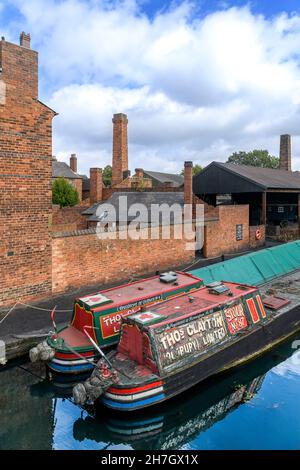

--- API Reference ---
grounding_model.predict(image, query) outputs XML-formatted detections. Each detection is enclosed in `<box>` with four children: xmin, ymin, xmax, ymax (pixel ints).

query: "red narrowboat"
<box><xmin>73</xmin><ymin>276</ymin><xmax>300</xmax><ymax>411</ymax></box>
<box><xmin>30</xmin><ymin>271</ymin><xmax>203</xmax><ymax>375</ymax></box>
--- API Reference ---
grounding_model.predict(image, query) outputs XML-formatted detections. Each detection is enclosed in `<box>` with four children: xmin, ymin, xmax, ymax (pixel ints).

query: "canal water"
<box><xmin>1</xmin><ymin>334</ymin><xmax>300</xmax><ymax>450</ymax></box>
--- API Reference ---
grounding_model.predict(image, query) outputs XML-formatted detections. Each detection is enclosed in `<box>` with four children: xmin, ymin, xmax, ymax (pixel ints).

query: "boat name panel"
<box><xmin>154</xmin><ymin>310</ymin><xmax>228</xmax><ymax>371</ymax></box>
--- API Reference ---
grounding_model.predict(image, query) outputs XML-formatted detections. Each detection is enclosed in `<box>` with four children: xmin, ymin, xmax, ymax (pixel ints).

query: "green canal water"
<box><xmin>1</xmin><ymin>334</ymin><xmax>300</xmax><ymax>450</ymax></box>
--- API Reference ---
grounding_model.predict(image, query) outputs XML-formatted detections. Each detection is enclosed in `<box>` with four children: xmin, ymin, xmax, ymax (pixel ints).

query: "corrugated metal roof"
<box><xmin>143</xmin><ymin>170</ymin><xmax>184</xmax><ymax>187</ymax></box>
<box><xmin>216</xmin><ymin>162</ymin><xmax>300</xmax><ymax>189</ymax></box>
<box><xmin>52</xmin><ymin>161</ymin><xmax>81</xmax><ymax>179</ymax></box>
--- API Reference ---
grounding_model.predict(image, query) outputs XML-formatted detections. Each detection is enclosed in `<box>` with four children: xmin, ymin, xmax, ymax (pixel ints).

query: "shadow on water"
<box><xmin>1</xmin><ymin>333</ymin><xmax>300</xmax><ymax>450</ymax></box>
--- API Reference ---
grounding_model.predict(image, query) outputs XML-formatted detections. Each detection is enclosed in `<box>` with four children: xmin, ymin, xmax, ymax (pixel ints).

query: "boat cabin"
<box><xmin>117</xmin><ymin>281</ymin><xmax>268</xmax><ymax>375</ymax></box>
<box><xmin>70</xmin><ymin>271</ymin><xmax>203</xmax><ymax>348</ymax></box>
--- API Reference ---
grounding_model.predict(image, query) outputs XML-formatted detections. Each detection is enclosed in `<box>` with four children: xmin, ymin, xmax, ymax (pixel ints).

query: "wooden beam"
<box><xmin>261</xmin><ymin>192</ymin><xmax>267</xmax><ymax>225</ymax></box>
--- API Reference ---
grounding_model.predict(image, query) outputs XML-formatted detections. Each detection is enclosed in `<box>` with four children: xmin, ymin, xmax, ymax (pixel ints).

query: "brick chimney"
<box><xmin>112</xmin><ymin>113</ymin><xmax>128</xmax><ymax>186</ymax></box>
<box><xmin>279</xmin><ymin>134</ymin><xmax>291</xmax><ymax>171</ymax></box>
<box><xmin>135</xmin><ymin>168</ymin><xmax>144</xmax><ymax>179</ymax></box>
<box><xmin>90</xmin><ymin>168</ymin><xmax>103</xmax><ymax>204</ymax></box>
<box><xmin>184</xmin><ymin>161</ymin><xmax>193</xmax><ymax>205</ymax></box>
<box><xmin>20</xmin><ymin>32</ymin><xmax>31</xmax><ymax>49</ymax></box>
<box><xmin>70</xmin><ymin>153</ymin><xmax>77</xmax><ymax>173</ymax></box>
<box><xmin>0</xmin><ymin>32</ymin><xmax>38</xmax><ymax>102</ymax></box>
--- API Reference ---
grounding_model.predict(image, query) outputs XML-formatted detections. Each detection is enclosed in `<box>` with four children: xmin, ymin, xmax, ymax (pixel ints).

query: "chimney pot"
<box><xmin>20</xmin><ymin>32</ymin><xmax>31</xmax><ymax>49</ymax></box>
<box><xmin>279</xmin><ymin>134</ymin><xmax>291</xmax><ymax>171</ymax></box>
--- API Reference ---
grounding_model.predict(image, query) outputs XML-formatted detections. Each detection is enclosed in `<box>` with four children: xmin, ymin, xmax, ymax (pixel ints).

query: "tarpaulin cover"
<box><xmin>190</xmin><ymin>240</ymin><xmax>300</xmax><ymax>286</ymax></box>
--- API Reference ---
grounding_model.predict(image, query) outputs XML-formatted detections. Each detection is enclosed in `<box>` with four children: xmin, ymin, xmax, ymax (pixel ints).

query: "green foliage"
<box><xmin>103</xmin><ymin>165</ymin><xmax>112</xmax><ymax>186</ymax></box>
<box><xmin>227</xmin><ymin>150</ymin><xmax>279</xmax><ymax>169</ymax></box>
<box><xmin>180</xmin><ymin>164</ymin><xmax>203</xmax><ymax>176</ymax></box>
<box><xmin>52</xmin><ymin>177</ymin><xmax>79</xmax><ymax>207</ymax></box>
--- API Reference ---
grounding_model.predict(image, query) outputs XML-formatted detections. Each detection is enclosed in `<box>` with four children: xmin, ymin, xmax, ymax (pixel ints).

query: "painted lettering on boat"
<box><xmin>100</xmin><ymin>295</ymin><xmax>163</xmax><ymax>339</ymax></box>
<box><xmin>224</xmin><ymin>303</ymin><xmax>248</xmax><ymax>334</ymax></box>
<box><xmin>117</xmin><ymin>295</ymin><xmax>162</xmax><ymax>312</ymax></box>
<box><xmin>155</xmin><ymin>311</ymin><xmax>228</xmax><ymax>369</ymax></box>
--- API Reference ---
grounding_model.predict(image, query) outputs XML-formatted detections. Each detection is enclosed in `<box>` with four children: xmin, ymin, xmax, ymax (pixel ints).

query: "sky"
<box><xmin>1</xmin><ymin>0</ymin><xmax>300</xmax><ymax>175</ymax></box>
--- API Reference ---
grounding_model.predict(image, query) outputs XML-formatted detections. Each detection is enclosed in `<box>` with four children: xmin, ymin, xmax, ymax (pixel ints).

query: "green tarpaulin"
<box><xmin>189</xmin><ymin>240</ymin><xmax>300</xmax><ymax>286</ymax></box>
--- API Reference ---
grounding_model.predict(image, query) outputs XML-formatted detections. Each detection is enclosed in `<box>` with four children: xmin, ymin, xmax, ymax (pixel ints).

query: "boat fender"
<box><xmin>29</xmin><ymin>340</ymin><xmax>55</xmax><ymax>363</ymax></box>
<box><xmin>72</xmin><ymin>359</ymin><xmax>119</xmax><ymax>405</ymax></box>
<box><xmin>73</xmin><ymin>383</ymin><xmax>87</xmax><ymax>406</ymax></box>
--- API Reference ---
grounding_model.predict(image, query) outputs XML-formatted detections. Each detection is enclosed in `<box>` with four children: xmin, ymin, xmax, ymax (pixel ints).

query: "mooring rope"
<box><xmin>0</xmin><ymin>302</ymin><xmax>18</xmax><ymax>325</ymax></box>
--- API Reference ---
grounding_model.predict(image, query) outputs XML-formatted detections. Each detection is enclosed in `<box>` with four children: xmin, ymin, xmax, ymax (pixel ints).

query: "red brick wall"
<box><xmin>0</xmin><ymin>38</ymin><xmax>55</xmax><ymax>305</ymax></box>
<box><xmin>203</xmin><ymin>205</ymin><xmax>249</xmax><ymax>258</ymax></box>
<box><xmin>72</xmin><ymin>178</ymin><xmax>82</xmax><ymax>202</ymax></box>
<box><xmin>52</xmin><ymin>205</ymin><xmax>88</xmax><ymax>232</ymax></box>
<box><xmin>52</xmin><ymin>225</ymin><xmax>194</xmax><ymax>293</ymax></box>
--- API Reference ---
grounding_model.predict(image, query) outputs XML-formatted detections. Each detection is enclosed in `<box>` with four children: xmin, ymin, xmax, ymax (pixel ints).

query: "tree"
<box><xmin>103</xmin><ymin>165</ymin><xmax>112</xmax><ymax>186</ymax></box>
<box><xmin>180</xmin><ymin>164</ymin><xmax>203</xmax><ymax>176</ymax></box>
<box><xmin>52</xmin><ymin>177</ymin><xmax>79</xmax><ymax>207</ymax></box>
<box><xmin>227</xmin><ymin>150</ymin><xmax>279</xmax><ymax>169</ymax></box>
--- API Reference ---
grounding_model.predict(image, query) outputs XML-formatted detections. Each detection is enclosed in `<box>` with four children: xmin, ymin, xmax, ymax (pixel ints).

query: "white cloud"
<box><xmin>2</xmin><ymin>1</ymin><xmax>300</xmax><ymax>174</ymax></box>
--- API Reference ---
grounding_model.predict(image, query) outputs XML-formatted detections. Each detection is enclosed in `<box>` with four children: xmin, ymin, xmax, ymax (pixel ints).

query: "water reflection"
<box><xmin>1</xmin><ymin>335</ymin><xmax>300</xmax><ymax>450</ymax></box>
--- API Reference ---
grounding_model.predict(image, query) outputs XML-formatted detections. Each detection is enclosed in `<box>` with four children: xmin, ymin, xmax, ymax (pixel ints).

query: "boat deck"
<box><xmin>260</xmin><ymin>270</ymin><xmax>300</xmax><ymax>315</ymax></box>
<box><xmin>108</xmin><ymin>352</ymin><xmax>159</xmax><ymax>386</ymax></box>
<box><xmin>128</xmin><ymin>281</ymin><xmax>257</xmax><ymax>328</ymax></box>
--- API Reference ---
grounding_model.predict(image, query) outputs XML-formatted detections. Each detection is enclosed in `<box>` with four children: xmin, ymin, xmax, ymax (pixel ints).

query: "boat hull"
<box><xmin>101</xmin><ymin>302</ymin><xmax>300</xmax><ymax>411</ymax></box>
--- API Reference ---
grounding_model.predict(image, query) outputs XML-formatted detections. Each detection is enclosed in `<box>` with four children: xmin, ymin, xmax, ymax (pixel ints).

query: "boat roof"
<box><xmin>126</xmin><ymin>281</ymin><xmax>258</xmax><ymax>329</ymax></box>
<box><xmin>76</xmin><ymin>272</ymin><xmax>201</xmax><ymax>311</ymax></box>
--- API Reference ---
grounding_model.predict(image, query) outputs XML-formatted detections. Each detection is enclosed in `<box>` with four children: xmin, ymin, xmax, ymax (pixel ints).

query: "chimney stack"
<box><xmin>135</xmin><ymin>168</ymin><xmax>144</xmax><ymax>179</ymax></box>
<box><xmin>112</xmin><ymin>113</ymin><xmax>128</xmax><ymax>186</ymax></box>
<box><xmin>279</xmin><ymin>134</ymin><xmax>291</xmax><ymax>171</ymax></box>
<box><xmin>184</xmin><ymin>161</ymin><xmax>193</xmax><ymax>205</ymax></box>
<box><xmin>70</xmin><ymin>153</ymin><xmax>77</xmax><ymax>173</ymax></box>
<box><xmin>90</xmin><ymin>168</ymin><xmax>103</xmax><ymax>204</ymax></box>
<box><xmin>20</xmin><ymin>32</ymin><xmax>31</xmax><ymax>49</ymax></box>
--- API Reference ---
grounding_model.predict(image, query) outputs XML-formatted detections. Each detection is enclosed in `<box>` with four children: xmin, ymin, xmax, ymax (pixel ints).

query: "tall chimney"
<box><xmin>90</xmin><ymin>168</ymin><xmax>103</xmax><ymax>204</ymax></box>
<box><xmin>112</xmin><ymin>113</ymin><xmax>128</xmax><ymax>186</ymax></box>
<box><xmin>20</xmin><ymin>32</ymin><xmax>31</xmax><ymax>49</ymax></box>
<box><xmin>184</xmin><ymin>161</ymin><xmax>193</xmax><ymax>205</ymax></box>
<box><xmin>279</xmin><ymin>134</ymin><xmax>291</xmax><ymax>171</ymax></box>
<box><xmin>70</xmin><ymin>153</ymin><xmax>77</xmax><ymax>173</ymax></box>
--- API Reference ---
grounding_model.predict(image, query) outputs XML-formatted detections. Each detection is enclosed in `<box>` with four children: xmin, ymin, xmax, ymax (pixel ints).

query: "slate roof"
<box><xmin>142</xmin><ymin>170</ymin><xmax>184</xmax><ymax>187</ymax></box>
<box><xmin>52</xmin><ymin>161</ymin><xmax>82</xmax><ymax>179</ymax></box>
<box><xmin>83</xmin><ymin>191</ymin><xmax>184</xmax><ymax>224</ymax></box>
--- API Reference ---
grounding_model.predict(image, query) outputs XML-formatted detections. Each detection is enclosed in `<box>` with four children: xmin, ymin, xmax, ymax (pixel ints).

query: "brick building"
<box><xmin>0</xmin><ymin>34</ymin><xmax>263</xmax><ymax>306</ymax></box>
<box><xmin>52</xmin><ymin>154</ymin><xmax>83</xmax><ymax>201</ymax></box>
<box><xmin>0</xmin><ymin>33</ymin><xmax>56</xmax><ymax>304</ymax></box>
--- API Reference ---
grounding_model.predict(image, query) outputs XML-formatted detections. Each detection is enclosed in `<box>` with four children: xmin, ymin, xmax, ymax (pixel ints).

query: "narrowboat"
<box><xmin>29</xmin><ymin>271</ymin><xmax>203</xmax><ymax>375</ymax></box>
<box><xmin>73</xmin><ymin>272</ymin><xmax>300</xmax><ymax>411</ymax></box>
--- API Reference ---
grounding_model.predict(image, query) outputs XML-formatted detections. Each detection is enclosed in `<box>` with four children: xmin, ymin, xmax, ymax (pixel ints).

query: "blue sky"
<box><xmin>141</xmin><ymin>0</ymin><xmax>300</xmax><ymax>19</ymax></box>
<box><xmin>1</xmin><ymin>0</ymin><xmax>300</xmax><ymax>174</ymax></box>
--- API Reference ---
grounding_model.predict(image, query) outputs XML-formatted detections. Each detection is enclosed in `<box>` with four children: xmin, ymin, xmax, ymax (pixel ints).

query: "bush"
<box><xmin>52</xmin><ymin>177</ymin><xmax>79</xmax><ymax>207</ymax></box>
